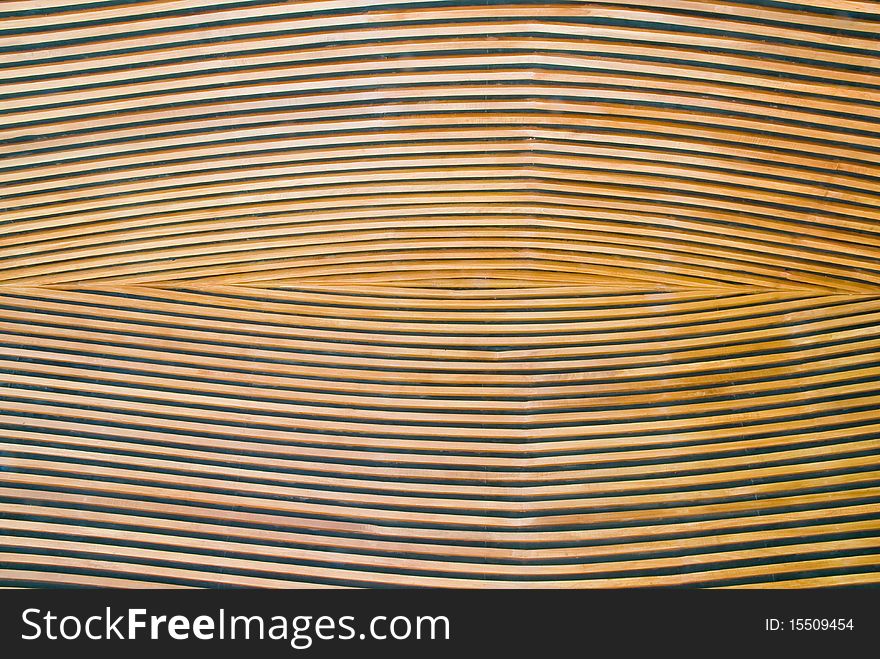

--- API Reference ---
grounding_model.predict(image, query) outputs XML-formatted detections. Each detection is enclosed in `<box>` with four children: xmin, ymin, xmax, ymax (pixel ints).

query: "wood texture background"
<box><xmin>1</xmin><ymin>0</ymin><xmax>880</xmax><ymax>588</ymax></box>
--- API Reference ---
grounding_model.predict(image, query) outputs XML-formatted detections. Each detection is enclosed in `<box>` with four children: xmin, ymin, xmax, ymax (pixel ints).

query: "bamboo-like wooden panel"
<box><xmin>1</xmin><ymin>0</ymin><xmax>879</xmax><ymax>587</ymax></box>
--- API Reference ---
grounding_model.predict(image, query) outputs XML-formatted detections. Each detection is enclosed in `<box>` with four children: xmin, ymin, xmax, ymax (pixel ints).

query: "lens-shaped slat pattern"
<box><xmin>1</xmin><ymin>0</ymin><xmax>879</xmax><ymax>588</ymax></box>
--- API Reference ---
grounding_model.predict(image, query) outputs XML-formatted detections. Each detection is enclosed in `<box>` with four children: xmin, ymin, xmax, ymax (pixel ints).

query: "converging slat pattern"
<box><xmin>1</xmin><ymin>0</ymin><xmax>879</xmax><ymax>588</ymax></box>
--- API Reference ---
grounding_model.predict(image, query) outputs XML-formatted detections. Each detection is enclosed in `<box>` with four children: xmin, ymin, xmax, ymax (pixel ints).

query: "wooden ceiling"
<box><xmin>1</xmin><ymin>0</ymin><xmax>880</xmax><ymax>587</ymax></box>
